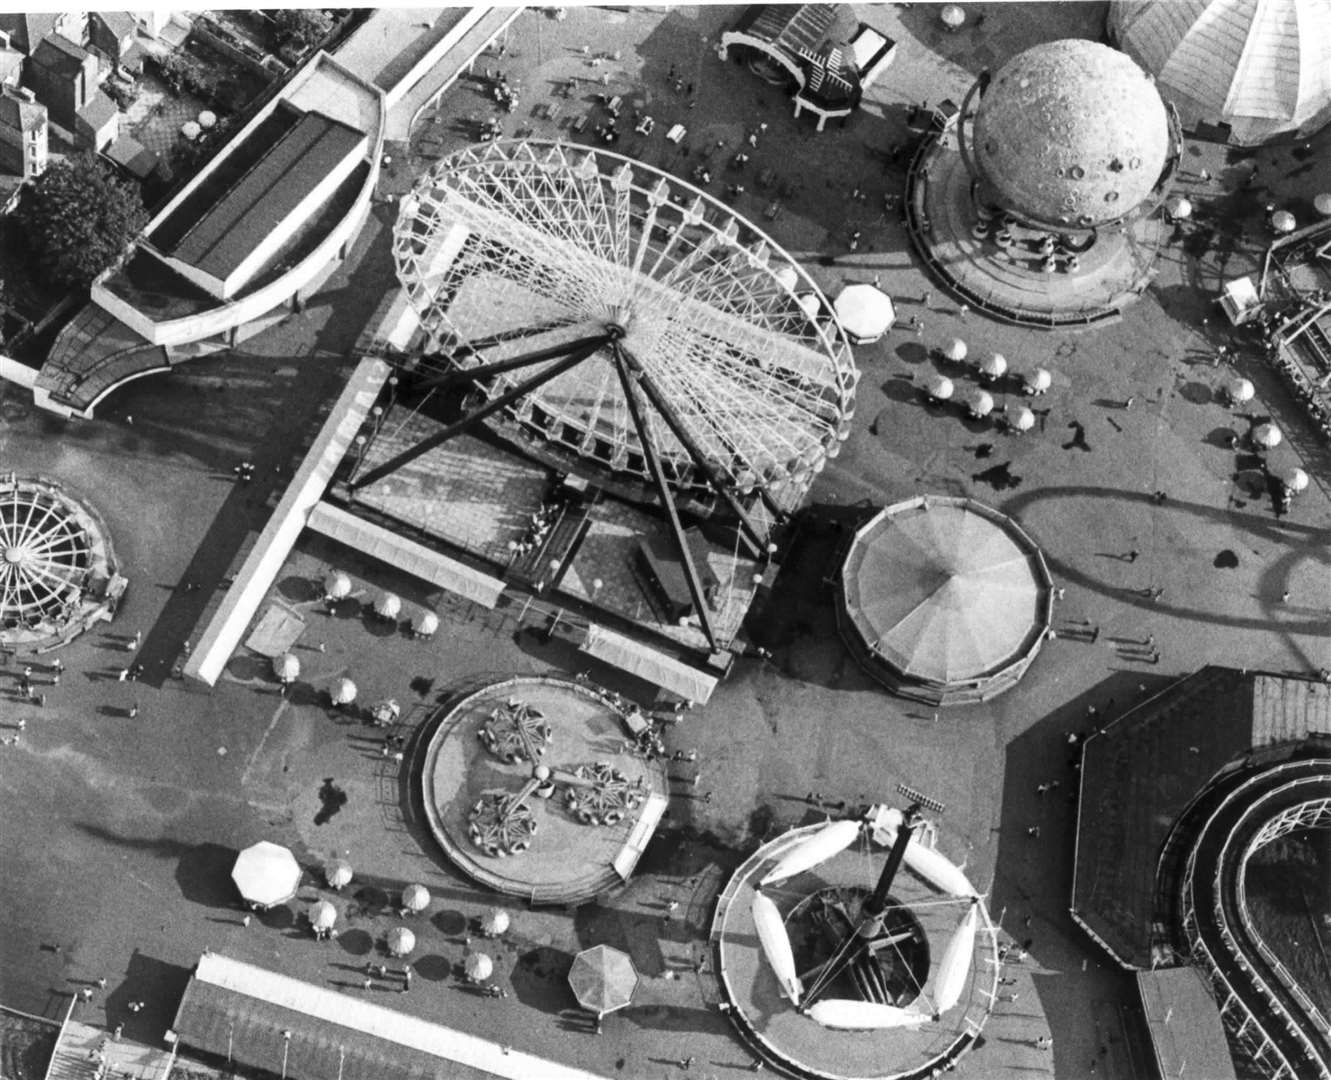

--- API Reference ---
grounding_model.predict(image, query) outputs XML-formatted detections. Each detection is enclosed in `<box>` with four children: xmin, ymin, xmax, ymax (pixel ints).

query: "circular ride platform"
<box><xmin>0</xmin><ymin>475</ymin><xmax>122</xmax><ymax>648</ymax></box>
<box><xmin>712</xmin><ymin>820</ymin><xmax>997</xmax><ymax>1079</ymax></box>
<box><xmin>420</xmin><ymin>675</ymin><xmax>670</xmax><ymax>905</ymax></box>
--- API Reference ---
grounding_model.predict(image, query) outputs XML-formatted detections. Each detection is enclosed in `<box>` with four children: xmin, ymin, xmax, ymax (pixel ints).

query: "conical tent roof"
<box><xmin>1109</xmin><ymin>0</ymin><xmax>1331</xmax><ymax>143</ymax></box>
<box><xmin>840</xmin><ymin>497</ymin><xmax>1051</xmax><ymax>686</ymax></box>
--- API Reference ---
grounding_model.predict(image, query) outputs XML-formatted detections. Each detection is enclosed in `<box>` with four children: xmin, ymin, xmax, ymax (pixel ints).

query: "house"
<box><xmin>0</xmin><ymin>32</ymin><xmax>25</xmax><ymax>88</ymax></box>
<box><xmin>0</xmin><ymin>13</ymin><xmax>88</xmax><ymax>56</ymax></box>
<box><xmin>0</xmin><ymin>84</ymin><xmax>48</xmax><ymax>180</ymax></box>
<box><xmin>24</xmin><ymin>33</ymin><xmax>118</xmax><ymax>151</ymax></box>
<box><xmin>88</xmin><ymin>11</ymin><xmax>144</xmax><ymax>73</ymax></box>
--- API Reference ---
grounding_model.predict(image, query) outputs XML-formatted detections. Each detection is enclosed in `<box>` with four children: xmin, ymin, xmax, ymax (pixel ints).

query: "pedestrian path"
<box><xmin>47</xmin><ymin>1019</ymin><xmax>173</xmax><ymax>1080</ymax></box>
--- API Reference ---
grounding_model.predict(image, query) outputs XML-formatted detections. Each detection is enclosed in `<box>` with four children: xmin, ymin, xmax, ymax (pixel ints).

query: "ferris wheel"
<box><xmin>376</xmin><ymin>140</ymin><xmax>859</xmax><ymax>529</ymax></box>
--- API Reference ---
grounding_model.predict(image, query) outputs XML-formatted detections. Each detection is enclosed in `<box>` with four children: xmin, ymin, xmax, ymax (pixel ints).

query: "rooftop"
<box><xmin>0</xmin><ymin>88</ymin><xmax>45</xmax><ymax>133</ymax></box>
<box><xmin>1136</xmin><ymin>967</ymin><xmax>1238</xmax><ymax>1080</ymax></box>
<box><xmin>334</xmin><ymin>8</ymin><xmax>471</xmax><ymax>94</ymax></box>
<box><xmin>151</xmin><ymin>108</ymin><xmax>364</xmax><ymax>282</ymax></box>
<box><xmin>30</xmin><ymin>32</ymin><xmax>88</xmax><ymax>77</ymax></box>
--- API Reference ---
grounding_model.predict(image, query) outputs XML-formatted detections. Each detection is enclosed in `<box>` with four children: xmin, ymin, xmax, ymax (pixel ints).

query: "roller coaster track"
<box><xmin>1178</xmin><ymin>759</ymin><xmax>1331</xmax><ymax>1080</ymax></box>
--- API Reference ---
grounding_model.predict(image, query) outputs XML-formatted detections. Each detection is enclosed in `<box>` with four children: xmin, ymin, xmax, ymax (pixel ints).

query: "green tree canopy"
<box><xmin>17</xmin><ymin>154</ymin><xmax>148</xmax><ymax>290</ymax></box>
<box><xmin>271</xmin><ymin>8</ymin><xmax>334</xmax><ymax>54</ymax></box>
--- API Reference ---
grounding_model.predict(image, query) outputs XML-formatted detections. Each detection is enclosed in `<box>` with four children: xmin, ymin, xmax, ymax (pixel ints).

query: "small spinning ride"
<box><xmin>468</xmin><ymin>692</ymin><xmax>647</xmax><ymax>858</ymax></box>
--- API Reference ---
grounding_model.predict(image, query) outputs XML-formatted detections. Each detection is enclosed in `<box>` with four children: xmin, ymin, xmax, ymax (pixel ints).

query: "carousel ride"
<box><xmin>467</xmin><ymin>695</ymin><xmax>646</xmax><ymax>857</ymax></box>
<box><xmin>421</xmin><ymin>675</ymin><xmax>669</xmax><ymax>903</ymax></box>
<box><xmin>714</xmin><ymin>788</ymin><xmax>995</xmax><ymax>1077</ymax></box>
<box><xmin>0</xmin><ymin>474</ymin><xmax>123</xmax><ymax>646</ymax></box>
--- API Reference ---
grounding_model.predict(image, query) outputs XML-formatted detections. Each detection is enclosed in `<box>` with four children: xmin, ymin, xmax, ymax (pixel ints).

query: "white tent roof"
<box><xmin>1110</xmin><ymin>0</ymin><xmax>1331</xmax><ymax>142</ymax></box>
<box><xmin>833</xmin><ymin>284</ymin><xmax>896</xmax><ymax>343</ymax></box>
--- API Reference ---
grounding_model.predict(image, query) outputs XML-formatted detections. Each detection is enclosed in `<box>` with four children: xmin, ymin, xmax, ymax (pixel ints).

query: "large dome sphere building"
<box><xmin>962</xmin><ymin>39</ymin><xmax>1180</xmax><ymax>230</ymax></box>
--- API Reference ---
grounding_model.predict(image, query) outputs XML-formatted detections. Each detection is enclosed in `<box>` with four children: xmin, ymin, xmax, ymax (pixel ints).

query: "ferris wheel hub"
<box><xmin>3</xmin><ymin>546</ymin><xmax>24</xmax><ymax>565</ymax></box>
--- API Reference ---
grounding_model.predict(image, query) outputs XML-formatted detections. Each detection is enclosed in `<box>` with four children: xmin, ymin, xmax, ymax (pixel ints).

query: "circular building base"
<box><xmin>420</xmin><ymin>675</ymin><xmax>670</xmax><ymax>905</ymax></box>
<box><xmin>905</xmin><ymin>136</ymin><xmax>1167</xmax><ymax>329</ymax></box>
<box><xmin>712</xmin><ymin>821</ymin><xmax>997</xmax><ymax>1079</ymax></box>
<box><xmin>0</xmin><ymin>475</ymin><xmax>122</xmax><ymax>648</ymax></box>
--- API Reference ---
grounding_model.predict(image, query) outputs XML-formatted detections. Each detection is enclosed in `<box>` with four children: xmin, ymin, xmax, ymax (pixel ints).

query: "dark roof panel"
<box><xmin>168</xmin><ymin>110</ymin><xmax>364</xmax><ymax>281</ymax></box>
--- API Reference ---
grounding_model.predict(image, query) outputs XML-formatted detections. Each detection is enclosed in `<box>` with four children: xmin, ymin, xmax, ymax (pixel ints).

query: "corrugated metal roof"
<box><xmin>170</xmin><ymin>110</ymin><xmax>365</xmax><ymax>281</ymax></box>
<box><xmin>579</xmin><ymin>623</ymin><xmax>718</xmax><ymax>703</ymax></box>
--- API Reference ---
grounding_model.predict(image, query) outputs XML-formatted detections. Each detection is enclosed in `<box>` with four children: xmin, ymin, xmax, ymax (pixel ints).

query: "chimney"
<box><xmin>14</xmin><ymin>85</ymin><xmax>35</xmax><ymax>103</ymax></box>
<box><xmin>0</xmin><ymin>30</ymin><xmax>11</xmax><ymax>49</ymax></box>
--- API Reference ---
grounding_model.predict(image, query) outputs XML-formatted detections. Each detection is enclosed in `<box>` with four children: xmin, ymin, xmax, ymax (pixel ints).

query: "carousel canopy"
<box><xmin>231</xmin><ymin>841</ymin><xmax>301</xmax><ymax>909</ymax></box>
<box><xmin>568</xmin><ymin>944</ymin><xmax>640</xmax><ymax>1018</ymax></box>
<box><xmin>839</xmin><ymin>496</ymin><xmax>1052</xmax><ymax>689</ymax></box>
<box><xmin>1109</xmin><ymin>0</ymin><xmax>1331</xmax><ymax>144</ymax></box>
<box><xmin>834</xmin><ymin>284</ymin><xmax>896</xmax><ymax>343</ymax></box>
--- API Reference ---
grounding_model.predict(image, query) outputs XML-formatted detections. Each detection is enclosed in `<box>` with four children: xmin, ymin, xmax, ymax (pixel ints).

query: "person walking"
<box><xmin>128</xmin><ymin>704</ymin><xmax>139</xmax><ymax>719</ymax></box>
<box><xmin>1026</xmin><ymin>825</ymin><xmax>1040</xmax><ymax>838</ymax></box>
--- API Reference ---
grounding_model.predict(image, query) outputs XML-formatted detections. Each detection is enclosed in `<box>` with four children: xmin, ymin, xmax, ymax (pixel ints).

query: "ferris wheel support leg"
<box><xmin>413</xmin><ymin>332</ymin><xmax>615</xmax><ymax>393</ymax></box>
<box><xmin>613</xmin><ymin>347</ymin><xmax>720</xmax><ymax>651</ymax></box>
<box><xmin>350</xmin><ymin>335</ymin><xmax>612</xmax><ymax>492</ymax></box>
<box><xmin>627</xmin><ymin>355</ymin><xmax>769</xmax><ymax>558</ymax></box>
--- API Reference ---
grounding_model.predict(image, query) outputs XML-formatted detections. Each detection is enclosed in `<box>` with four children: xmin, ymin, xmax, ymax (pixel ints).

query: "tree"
<box><xmin>17</xmin><ymin>154</ymin><xmax>148</xmax><ymax>290</ymax></box>
<box><xmin>271</xmin><ymin>9</ymin><xmax>334</xmax><ymax>56</ymax></box>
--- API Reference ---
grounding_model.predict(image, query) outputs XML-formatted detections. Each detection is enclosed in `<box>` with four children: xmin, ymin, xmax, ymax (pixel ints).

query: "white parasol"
<box><xmin>1165</xmin><ymin>195</ymin><xmax>1192</xmax><ymax>220</ymax></box>
<box><xmin>465</xmin><ymin>952</ymin><xmax>494</xmax><ymax>982</ymax></box>
<box><xmin>760</xmin><ymin>820</ymin><xmax>861</xmax><ymax>887</ymax></box>
<box><xmin>1282</xmin><ymin>467</ymin><xmax>1309</xmax><ymax>493</ymax></box>
<box><xmin>752</xmin><ymin>891</ymin><xmax>802</xmax><ymax>1005</ymax></box>
<box><xmin>943</xmin><ymin>338</ymin><xmax>968</xmax><ymax>362</ymax></box>
<box><xmin>1270</xmin><ymin>209</ymin><xmax>1296</xmax><ymax>234</ymax></box>
<box><xmin>180</xmin><ymin>120</ymin><xmax>201</xmax><ymax>140</ymax></box>
<box><xmin>401</xmin><ymin>883</ymin><xmax>431</xmax><ymax>913</ymax></box>
<box><xmin>1226</xmin><ymin>377</ymin><xmax>1254</xmax><ymax>404</ymax></box>
<box><xmin>932</xmin><ymin>902</ymin><xmax>979</xmax><ymax>1015</ymax></box>
<box><xmin>927</xmin><ymin>374</ymin><xmax>955</xmax><ymax>401</ymax></box>
<box><xmin>308</xmin><ymin>899</ymin><xmax>337</xmax><ymax>932</ymax></box>
<box><xmin>411</xmin><ymin>610</ymin><xmax>439</xmax><ymax>637</ymax></box>
<box><xmin>373</xmin><ymin>591</ymin><xmax>401</xmax><ymax>619</ymax></box>
<box><xmin>1252</xmin><ymin>422</ymin><xmax>1282</xmax><ymax>448</ymax></box>
<box><xmin>482</xmin><ymin>908</ymin><xmax>511</xmax><ymax>936</ymax></box>
<box><xmin>324</xmin><ymin>858</ymin><xmax>353</xmax><ymax>889</ymax></box>
<box><xmin>386</xmin><ymin>926</ymin><xmax>416</xmax><ymax>957</ymax></box>
<box><xmin>978</xmin><ymin>352</ymin><xmax>1007</xmax><ymax>379</ymax></box>
<box><xmin>1024</xmin><ymin>367</ymin><xmax>1052</xmax><ymax>393</ymax></box>
<box><xmin>330</xmin><ymin>678</ymin><xmax>357</xmax><ymax>706</ymax></box>
<box><xmin>273</xmin><ymin>652</ymin><xmax>300</xmax><ymax>682</ymax></box>
<box><xmin>964</xmin><ymin>388</ymin><xmax>994</xmax><ymax>418</ymax></box>
<box><xmin>940</xmin><ymin>4</ymin><xmax>966</xmax><ymax>29</ymax></box>
<box><xmin>198</xmin><ymin>110</ymin><xmax>217</xmax><ymax>130</ymax></box>
<box><xmin>323</xmin><ymin>570</ymin><xmax>352</xmax><ymax>600</ymax></box>
<box><xmin>1316</xmin><ymin>193</ymin><xmax>1331</xmax><ymax>217</ymax></box>
<box><xmin>1009</xmin><ymin>405</ymin><xmax>1036</xmax><ymax>432</ymax></box>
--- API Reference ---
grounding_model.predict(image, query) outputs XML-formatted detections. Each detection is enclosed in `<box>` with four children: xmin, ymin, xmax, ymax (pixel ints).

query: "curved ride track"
<box><xmin>1179</xmin><ymin>758</ymin><xmax>1331</xmax><ymax>1080</ymax></box>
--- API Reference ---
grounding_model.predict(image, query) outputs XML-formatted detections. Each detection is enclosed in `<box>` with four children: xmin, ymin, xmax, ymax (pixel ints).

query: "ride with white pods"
<box><xmin>806</xmin><ymin>999</ymin><xmax>932</xmax><ymax>1031</ymax></box>
<box><xmin>902</xmin><ymin>842</ymin><xmax>978</xmax><ymax>899</ymax></box>
<box><xmin>752</xmin><ymin>891</ymin><xmax>803</xmax><ymax>1005</ymax></box>
<box><xmin>930</xmin><ymin>901</ymin><xmax>979</xmax><ymax>1017</ymax></box>
<box><xmin>760</xmin><ymin>819</ymin><xmax>863</xmax><ymax>886</ymax></box>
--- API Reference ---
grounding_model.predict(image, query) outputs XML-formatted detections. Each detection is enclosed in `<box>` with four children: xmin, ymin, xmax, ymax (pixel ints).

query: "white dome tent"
<box><xmin>833</xmin><ymin>284</ymin><xmax>896</xmax><ymax>345</ymax></box>
<box><xmin>1109</xmin><ymin>0</ymin><xmax>1331</xmax><ymax>144</ymax></box>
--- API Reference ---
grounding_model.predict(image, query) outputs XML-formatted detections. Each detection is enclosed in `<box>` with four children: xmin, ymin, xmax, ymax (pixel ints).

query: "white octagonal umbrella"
<box><xmin>965</xmin><ymin>388</ymin><xmax>994</xmax><ymax>418</ymax></box>
<box><xmin>387</xmin><ymin>926</ymin><xmax>416</xmax><ymax>957</ymax></box>
<box><xmin>273</xmin><ymin>652</ymin><xmax>300</xmax><ymax>683</ymax></box>
<box><xmin>927</xmin><ymin>374</ymin><xmax>955</xmax><ymax>401</ymax></box>
<box><xmin>979</xmin><ymin>352</ymin><xmax>1007</xmax><ymax>379</ymax></box>
<box><xmin>464</xmin><ymin>952</ymin><xmax>494</xmax><ymax>982</ymax></box>
<box><xmin>833</xmin><ymin>284</ymin><xmax>896</xmax><ymax>345</ymax></box>
<box><xmin>1226</xmin><ymin>377</ymin><xmax>1255</xmax><ymax>404</ymax></box>
<box><xmin>412</xmin><ymin>609</ymin><xmax>439</xmax><ymax>637</ymax></box>
<box><xmin>1024</xmin><ymin>367</ymin><xmax>1052</xmax><ymax>393</ymax></box>
<box><xmin>1282</xmin><ymin>467</ymin><xmax>1309</xmax><ymax>493</ymax></box>
<box><xmin>324</xmin><ymin>570</ymin><xmax>352</xmax><ymax>600</ymax></box>
<box><xmin>943</xmin><ymin>338</ymin><xmax>968</xmax><ymax>362</ymax></box>
<box><xmin>331</xmin><ymin>678</ymin><xmax>357</xmax><ymax>706</ymax></box>
<box><xmin>568</xmin><ymin>945</ymin><xmax>639</xmax><ymax>1018</ymax></box>
<box><xmin>1271</xmin><ymin>209</ymin><xmax>1296</xmax><ymax>234</ymax></box>
<box><xmin>231</xmin><ymin>841</ymin><xmax>301</xmax><ymax>909</ymax></box>
<box><xmin>1010</xmin><ymin>405</ymin><xmax>1036</xmax><ymax>432</ymax></box>
<box><xmin>401</xmin><ymin>883</ymin><xmax>431</xmax><ymax>913</ymax></box>
<box><xmin>374</xmin><ymin>591</ymin><xmax>401</xmax><ymax>619</ymax></box>
<box><xmin>1253</xmin><ymin>422</ymin><xmax>1282</xmax><ymax>448</ymax></box>
<box><xmin>308</xmin><ymin>899</ymin><xmax>337</xmax><ymax>932</ymax></box>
